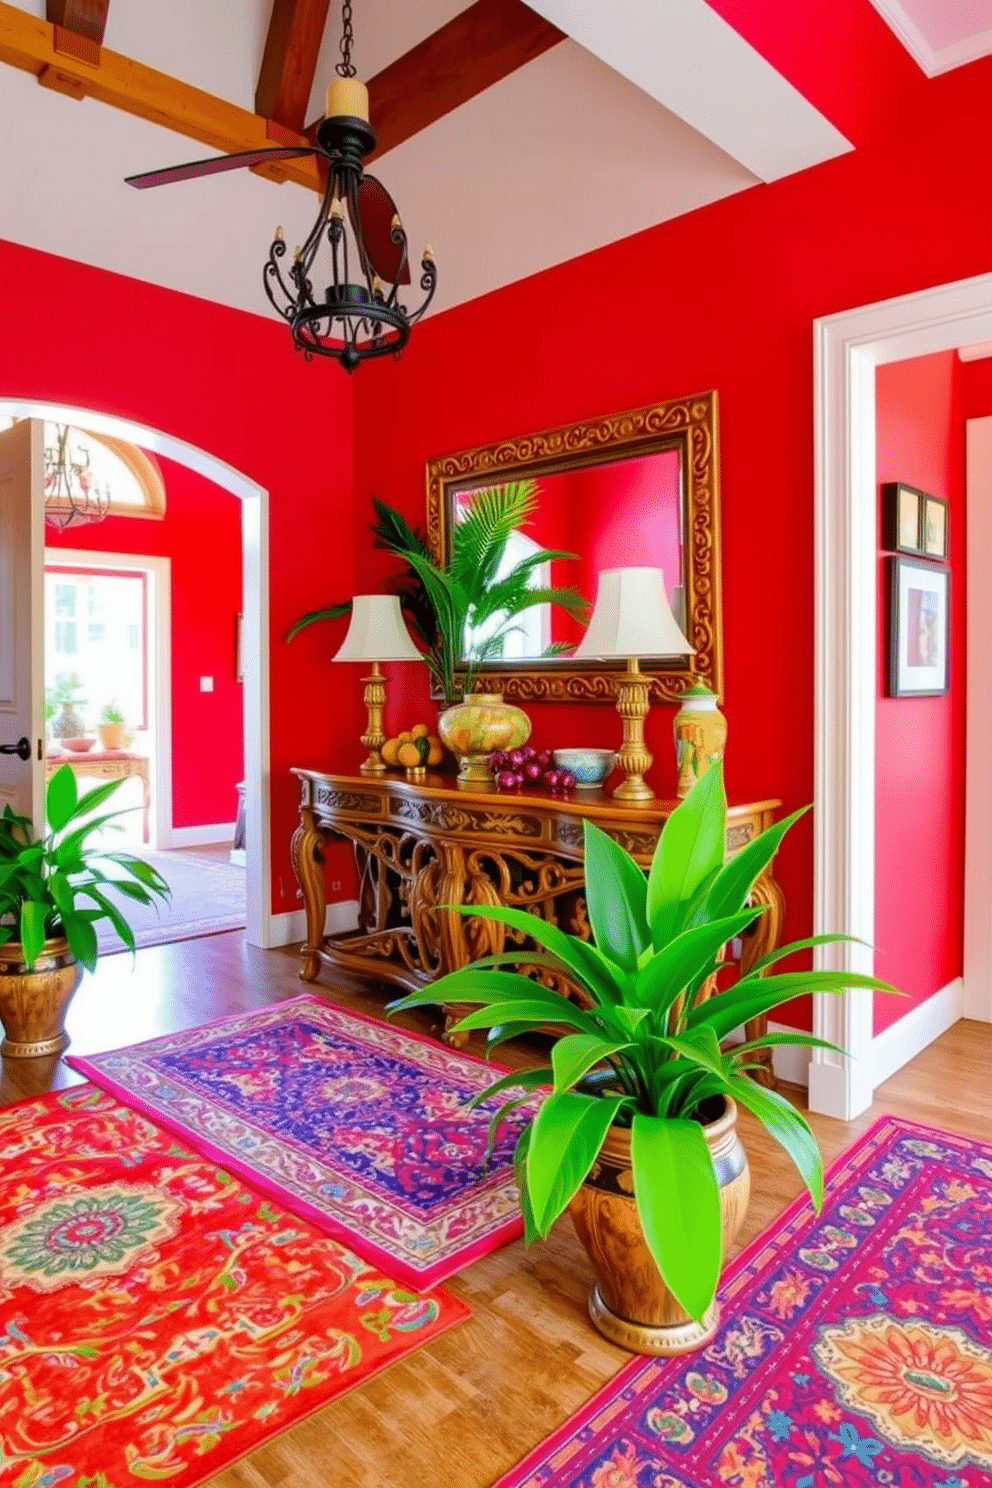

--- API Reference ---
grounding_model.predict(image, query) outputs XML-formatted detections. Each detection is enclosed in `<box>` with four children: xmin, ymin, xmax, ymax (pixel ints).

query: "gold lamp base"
<box><xmin>359</xmin><ymin>661</ymin><xmax>388</xmax><ymax>775</ymax></box>
<box><xmin>612</xmin><ymin>658</ymin><xmax>655</xmax><ymax>802</ymax></box>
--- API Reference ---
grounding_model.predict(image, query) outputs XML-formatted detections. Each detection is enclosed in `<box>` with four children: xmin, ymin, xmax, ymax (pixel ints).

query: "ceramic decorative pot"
<box><xmin>437</xmin><ymin>692</ymin><xmax>531</xmax><ymax>784</ymax></box>
<box><xmin>568</xmin><ymin>1097</ymin><xmax>750</xmax><ymax>1356</ymax></box>
<box><xmin>0</xmin><ymin>936</ymin><xmax>83</xmax><ymax>1058</ymax></box>
<box><xmin>673</xmin><ymin>682</ymin><xmax>728</xmax><ymax>800</ymax></box>
<box><xmin>52</xmin><ymin>701</ymin><xmax>85</xmax><ymax>740</ymax></box>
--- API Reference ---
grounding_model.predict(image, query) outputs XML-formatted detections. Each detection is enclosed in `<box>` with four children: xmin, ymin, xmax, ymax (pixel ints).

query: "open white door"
<box><xmin>0</xmin><ymin>420</ymin><xmax>46</xmax><ymax>830</ymax></box>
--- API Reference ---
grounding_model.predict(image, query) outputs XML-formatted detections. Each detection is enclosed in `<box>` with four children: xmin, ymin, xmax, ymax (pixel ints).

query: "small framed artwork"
<box><xmin>882</xmin><ymin>482</ymin><xmax>925</xmax><ymax>554</ymax></box>
<box><xmin>888</xmin><ymin>556</ymin><xmax>949</xmax><ymax>697</ymax></box>
<box><xmin>923</xmin><ymin>494</ymin><xmax>949</xmax><ymax>560</ymax></box>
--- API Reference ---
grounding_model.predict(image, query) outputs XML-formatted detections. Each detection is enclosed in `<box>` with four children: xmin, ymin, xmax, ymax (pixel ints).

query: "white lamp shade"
<box><xmin>332</xmin><ymin>594</ymin><xmax>423</xmax><ymax>663</ymax></box>
<box><xmin>572</xmin><ymin>567</ymin><xmax>695</xmax><ymax>660</ymax></box>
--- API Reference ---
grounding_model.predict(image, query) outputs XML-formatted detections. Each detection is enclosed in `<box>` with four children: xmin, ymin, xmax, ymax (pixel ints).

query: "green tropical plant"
<box><xmin>0</xmin><ymin>766</ymin><xmax>170</xmax><ymax>970</ymax></box>
<box><xmin>50</xmin><ymin>670</ymin><xmax>87</xmax><ymax>707</ymax></box>
<box><xmin>99</xmin><ymin>700</ymin><xmax>126</xmax><ymax>725</ymax></box>
<box><xmin>288</xmin><ymin>487</ymin><xmax>588</xmax><ymax>702</ymax></box>
<box><xmin>388</xmin><ymin>765</ymin><xmax>898</xmax><ymax>1324</ymax></box>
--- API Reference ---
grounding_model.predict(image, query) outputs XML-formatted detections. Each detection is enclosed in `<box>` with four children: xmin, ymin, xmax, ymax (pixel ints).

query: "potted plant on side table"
<box><xmin>389</xmin><ymin>765</ymin><xmax>898</xmax><ymax>1355</ymax></box>
<box><xmin>0</xmin><ymin>764</ymin><xmax>170</xmax><ymax>1058</ymax></box>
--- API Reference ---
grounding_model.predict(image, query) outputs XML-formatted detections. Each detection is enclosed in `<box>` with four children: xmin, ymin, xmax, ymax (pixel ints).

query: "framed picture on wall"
<box><xmin>923</xmin><ymin>494</ymin><xmax>949</xmax><ymax>560</ymax></box>
<box><xmin>888</xmin><ymin>556</ymin><xmax>950</xmax><ymax>697</ymax></box>
<box><xmin>882</xmin><ymin>482</ymin><xmax>925</xmax><ymax>554</ymax></box>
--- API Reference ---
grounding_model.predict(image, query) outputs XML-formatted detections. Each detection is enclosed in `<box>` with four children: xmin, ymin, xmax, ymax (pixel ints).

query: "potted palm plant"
<box><xmin>288</xmin><ymin>485</ymin><xmax>588</xmax><ymax>703</ymax></box>
<box><xmin>388</xmin><ymin>766</ymin><xmax>897</xmax><ymax>1355</ymax></box>
<box><xmin>0</xmin><ymin>765</ymin><xmax>170</xmax><ymax>1058</ymax></box>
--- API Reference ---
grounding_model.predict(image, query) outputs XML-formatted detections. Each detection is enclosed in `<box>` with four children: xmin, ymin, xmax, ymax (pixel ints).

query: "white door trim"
<box><xmin>964</xmin><ymin>416</ymin><xmax>992</xmax><ymax>1023</ymax></box>
<box><xmin>0</xmin><ymin>398</ymin><xmax>272</xmax><ymax>950</ymax></box>
<box><xmin>812</xmin><ymin>273</ymin><xmax>992</xmax><ymax>1119</ymax></box>
<box><xmin>45</xmin><ymin>548</ymin><xmax>172</xmax><ymax>852</ymax></box>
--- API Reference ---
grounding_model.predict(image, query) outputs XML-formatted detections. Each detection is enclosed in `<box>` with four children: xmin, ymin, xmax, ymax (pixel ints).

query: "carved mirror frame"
<box><xmin>426</xmin><ymin>389</ymin><xmax>723</xmax><ymax>704</ymax></box>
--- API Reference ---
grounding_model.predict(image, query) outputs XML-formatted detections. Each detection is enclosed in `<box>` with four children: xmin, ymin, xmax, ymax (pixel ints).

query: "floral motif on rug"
<box><xmin>0</xmin><ymin>1084</ymin><xmax>469</xmax><ymax>1486</ymax></box>
<box><xmin>495</xmin><ymin>1116</ymin><xmax>992</xmax><ymax>1488</ymax></box>
<box><xmin>70</xmin><ymin>997</ymin><xmax>537</xmax><ymax>1288</ymax></box>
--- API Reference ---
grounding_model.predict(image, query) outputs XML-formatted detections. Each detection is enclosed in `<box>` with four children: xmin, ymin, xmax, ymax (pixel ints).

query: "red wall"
<box><xmin>874</xmin><ymin>353</ymin><xmax>966</xmax><ymax>1033</ymax></box>
<box><xmin>46</xmin><ymin>455</ymin><xmax>245</xmax><ymax>830</ymax></box>
<box><xmin>0</xmin><ymin>239</ymin><xmax>359</xmax><ymax>915</ymax></box>
<box><xmin>351</xmin><ymin>5</ymin><xmax>992</xmax><ymax>1025</ymax></box>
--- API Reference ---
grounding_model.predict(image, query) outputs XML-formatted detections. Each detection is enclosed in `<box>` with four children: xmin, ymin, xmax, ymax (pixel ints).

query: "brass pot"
<box><xmin>568</xmin><ymin>1097</ymin><xmax>750</xmax><ymax>1356</ymax></box>
<box><xmin>0</xmin><ymin>937</ymin><xmax>83</xmax><ymax>1058</ymax></box>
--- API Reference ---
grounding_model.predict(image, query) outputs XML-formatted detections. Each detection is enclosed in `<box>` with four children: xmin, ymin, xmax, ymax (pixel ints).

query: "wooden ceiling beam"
<box><xmin>363</xmin><ymin>0</ymin><xmax>566</xmax><ymax>162</ymax></box>
<box><xmin>46</xmin><ymin>0</ymin><xmax>109</xmax><ymax>44</ymax></box>
<box><xmin>0</xmin><ymin>1</ymin><xmax>322</xmax><ymax>192</ymax></box>
<box><xmin>256</xmin><ymin>0</ymin><xmax>331</xmax><ymax>131</ymax></box>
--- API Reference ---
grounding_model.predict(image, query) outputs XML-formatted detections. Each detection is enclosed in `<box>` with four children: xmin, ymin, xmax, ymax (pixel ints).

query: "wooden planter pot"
<box><xmin>0</xmin><ymin>937</ymin><xmax>83</xmax><ymax>1058</ymax></box>
<box><xmin>568</xmin><ymin>1097</ymin><xmax>750</xmax><ymax>1356</ymax></box>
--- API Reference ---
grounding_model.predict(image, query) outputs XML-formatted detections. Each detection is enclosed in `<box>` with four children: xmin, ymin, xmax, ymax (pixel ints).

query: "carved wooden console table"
<box><xmin>291</xmin><ymin>770</ymin><xmax>785</xmax><ymax>1065</ymax></box>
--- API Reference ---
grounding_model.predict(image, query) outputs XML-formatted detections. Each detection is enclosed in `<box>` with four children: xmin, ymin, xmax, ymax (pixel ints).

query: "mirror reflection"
<box><xmin>450</xmin><ymin>446</ymin><xmax>686</xmax><ymax>664</ymax></box>
<box><xmin>427</xmin><ymin>391</ymin><xmax>722</xmax><ymax>704</ymax></box>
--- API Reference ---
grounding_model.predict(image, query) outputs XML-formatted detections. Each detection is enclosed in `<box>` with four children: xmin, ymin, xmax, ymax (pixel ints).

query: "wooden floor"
<box><xmin>3</xmin><ymin>932</ymin><xmax>990</xmax><ymax>1488</ymax></box>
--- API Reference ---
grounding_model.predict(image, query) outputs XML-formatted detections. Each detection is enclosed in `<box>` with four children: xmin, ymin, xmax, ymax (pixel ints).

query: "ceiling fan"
<box><xmin>124</xmin><ymin>3</ymin><xmax>436</xmax><ymax>372</ymax></box>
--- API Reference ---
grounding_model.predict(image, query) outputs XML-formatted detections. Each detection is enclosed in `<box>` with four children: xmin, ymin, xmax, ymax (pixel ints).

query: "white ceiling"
<box><xmin>0</xmin><ymin>0</ymin><xmax>854</xmax><ymax>323</ymax></box>
<box><xmin>867</xmin><ymin>0</ymin><xmax>992</xmax><ymax>74</ymax></box>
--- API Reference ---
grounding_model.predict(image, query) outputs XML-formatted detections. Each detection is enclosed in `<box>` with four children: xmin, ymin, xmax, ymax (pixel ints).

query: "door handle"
<box><xmin>0</xmin><ymin>737</ymin><xmax>31</xmax><ymax>761</ymax></box>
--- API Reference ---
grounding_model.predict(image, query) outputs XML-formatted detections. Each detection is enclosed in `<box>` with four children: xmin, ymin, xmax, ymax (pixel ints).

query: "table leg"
<box><xmin>292</xmin><ymin>812</ymin><xmax>326</xmax><ymax>982</ymax></box>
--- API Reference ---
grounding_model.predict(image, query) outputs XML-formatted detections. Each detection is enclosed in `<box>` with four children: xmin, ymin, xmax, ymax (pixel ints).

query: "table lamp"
<box><xmin>333</xmin><ymin>594</ymin><xmax>423</xmax><ymax>775</ymax></box>
<box><xmin>572</xmin><ymin>567</ymin><xmax>695</xmax><ymax>801</ymax></box>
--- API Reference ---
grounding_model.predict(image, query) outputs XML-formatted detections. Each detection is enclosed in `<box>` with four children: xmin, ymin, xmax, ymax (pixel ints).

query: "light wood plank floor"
<box><xmin>2</xmin><ymin>932</ymin><xmax>990</xmax><ymax>1488</ymax></box>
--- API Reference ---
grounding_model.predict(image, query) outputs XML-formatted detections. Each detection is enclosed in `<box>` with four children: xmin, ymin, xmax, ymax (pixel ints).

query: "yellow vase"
<box><xmin>673</xmin><ymin>682</ymin><xmax>727</xmax><ymax>799</ymax></box>
<box><xmin>437</xmin><ymin>692</ymin><xmax>531</xmax><ymax>784</ymax></box>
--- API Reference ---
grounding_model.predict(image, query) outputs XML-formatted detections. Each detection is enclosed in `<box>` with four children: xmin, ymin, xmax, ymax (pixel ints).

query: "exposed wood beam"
<box><xmin>46</xmin><ymin>0</ymin><xmax>109</xmax><ymax>44</ymax></box>
<box><xmin>0</xmin><ymin>2</ymin><xmax>322</xmax><ymax>192</ymax></box>
<box><xmin>256</xmin><ymin>0</ymin><xmax>331</xmax><ymax>132</ymax></box>
<box><xmin>363</xmin><ymin>0</ymin><xmax>566</xmax><ymax>162</ymax></box>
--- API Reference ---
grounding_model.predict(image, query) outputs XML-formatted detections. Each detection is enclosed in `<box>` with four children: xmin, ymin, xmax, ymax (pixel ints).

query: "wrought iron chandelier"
<box><xmin>263</xmin><ymin>1</ymin><xmax>437</xmax><ymax>372</ymax></box>
<box><xmin>44</xmin><ymin>425</ymin><xmax>110</xmax><ymax>531</ymax></box>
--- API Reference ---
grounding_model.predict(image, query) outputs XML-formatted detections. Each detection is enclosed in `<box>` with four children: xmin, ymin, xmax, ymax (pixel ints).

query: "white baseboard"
<box><xmin>160</xmin><ymin>821</ymin><xmax>237</xmax><ymax>849</ymax></box>
<box><xmin>769</xmin><ymin>976</ymin><xmax>964</xmax><ymax>1096</ymax></box>
<box><xmin>267</xmin><ymin>899</ymin><xmax>360</xmax><ymax>949</ymax></box>
<box><xmin>870</xmin><ymin>976</ymin><xmax>964</xmax><ymax>1089</ymax></box>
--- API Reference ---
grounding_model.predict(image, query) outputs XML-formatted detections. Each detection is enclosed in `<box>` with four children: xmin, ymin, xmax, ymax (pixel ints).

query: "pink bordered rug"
<box><xmin>70</xmin><ymin>996</ymin><xmax>535</xmax><ymax>1290</ymax></box>
<box><xmin>494</xmin><ymin>1116</ymin><xmax>992</xmax><ymax>1488</ymax></box>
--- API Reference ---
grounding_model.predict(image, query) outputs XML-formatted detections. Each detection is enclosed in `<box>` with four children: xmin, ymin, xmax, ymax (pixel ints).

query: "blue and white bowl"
<box><xmin>552</xmin><ymin>747</ymin><xmax>617</xmax><ymax>788</ymax></box>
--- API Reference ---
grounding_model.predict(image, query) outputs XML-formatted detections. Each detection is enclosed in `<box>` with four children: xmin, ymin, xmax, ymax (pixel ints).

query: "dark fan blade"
<box><xmin>125</xmin><ymin>146</ymin><xmax>317</xmax><ymax>190</ymax></box>
<box><xmin>352</xmin><ymin>174</ymin><xmax>411</xmax><ymax>286</ymax></box>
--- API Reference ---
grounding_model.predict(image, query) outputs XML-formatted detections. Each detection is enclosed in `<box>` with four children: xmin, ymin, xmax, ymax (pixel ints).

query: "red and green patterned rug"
<box><xmin>496</xmin><ymin>1115</ymin><xmax>992</xmax><ymax>1488</ymax></box>
<box><xmin>70</xmin><ymin>996</ymin><xmax>537</xmax><ymax>1288</ymax></box>
<box><xmin>0</xmin><ymin>1084</ymin><xmax>469</xmax><ymax>1485</ymax></box>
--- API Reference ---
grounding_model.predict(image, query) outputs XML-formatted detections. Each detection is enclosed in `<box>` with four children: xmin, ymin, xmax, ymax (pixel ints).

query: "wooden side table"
<box><xmin>46</xmin><ymin>748</ymin><xmax>151</xmax><ymax>843</ymax></box>
<box><xmin>291</xmin><ymin>771</ymin><xmax>785</xmax><ymax>1076</ymax></box>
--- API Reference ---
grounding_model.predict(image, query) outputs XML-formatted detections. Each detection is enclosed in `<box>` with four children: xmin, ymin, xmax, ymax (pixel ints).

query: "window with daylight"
<box><xmin>461</xmin><ymin>528</ymin><xmax>552</xmax><ymax>660</ymax></box>
<box><xmin>45</xmin><ymin>568</ymin><xmax>149</xmax><ymax>732</ymax></box>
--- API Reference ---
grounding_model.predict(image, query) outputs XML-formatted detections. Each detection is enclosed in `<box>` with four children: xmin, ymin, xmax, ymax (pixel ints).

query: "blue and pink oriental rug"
<box><xmin>493</xmin><ymin>1115</ymin><xmax>992</xmax><ymax>1488</ymax></box>
<box><xmin>70</xmin><ymin>996</ymin><xmax>535</xmax><ymax>1289</ymax></box>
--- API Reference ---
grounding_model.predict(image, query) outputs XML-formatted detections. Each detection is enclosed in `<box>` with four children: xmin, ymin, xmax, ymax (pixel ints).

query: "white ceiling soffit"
<box><xmin>523</xmin><ymin>0</ymin><xmax>851</xmax><ymax>183</ymax></box>
<box><xmin>959</xmin><ymin>341</ymin><xmax>992</xmax><ymax>362</ymax></box>
<box><xmin>866</xmin><ymin>0</ymin><xmax>992</xmax><ymax>77</ymax></box>
<box><xmin>372</xmin><ymin>40</ymin><xmax>760</xmax><ymax>316</ymax></box>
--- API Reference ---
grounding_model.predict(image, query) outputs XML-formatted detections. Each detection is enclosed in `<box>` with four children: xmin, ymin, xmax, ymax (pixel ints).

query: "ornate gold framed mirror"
<box><xmin>426</xmin><ymin>390</ymin><xmax>723</xmax><ymax>703</ymax></box>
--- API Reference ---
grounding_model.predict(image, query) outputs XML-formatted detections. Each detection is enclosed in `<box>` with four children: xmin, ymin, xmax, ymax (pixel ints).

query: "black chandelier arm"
<box><xmin>262</xmin><ymin>240</ymin><xmax>299</xmax><ymax>320</ymax></box>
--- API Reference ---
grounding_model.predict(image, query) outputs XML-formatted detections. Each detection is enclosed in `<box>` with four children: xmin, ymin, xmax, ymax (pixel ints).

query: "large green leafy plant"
<box><xmin>289</xmin><ymin>486</ymin><xmax>587</xmax><ymax>702</ymax></box>
<box><xmin>389</xmin><ymin>766</ymin><xmax>897</xmax><ymax>1323</ymax></box>
<box><xmin>0</xmin><ymin>765</ymin><xmax>170</xmax><ymax>970</ymax></box>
